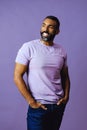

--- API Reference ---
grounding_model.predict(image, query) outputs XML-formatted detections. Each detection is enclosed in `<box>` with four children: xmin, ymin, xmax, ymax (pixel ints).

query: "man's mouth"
<box><xmin>42</xmin><ymin>32</ymin><xmax>49</xmax><ymax>37</ymax></box>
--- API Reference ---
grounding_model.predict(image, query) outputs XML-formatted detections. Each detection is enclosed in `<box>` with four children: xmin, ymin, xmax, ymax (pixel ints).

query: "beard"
<box><xmin>40</xmin><ymin>31</ymin><xmax>56</xmax><ymax>42</ymax></box>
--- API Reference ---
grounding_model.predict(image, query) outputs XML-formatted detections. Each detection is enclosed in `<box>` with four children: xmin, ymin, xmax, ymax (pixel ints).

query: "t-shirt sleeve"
<box><xmin>61</xmin><ymin>46</ymin><xmax>68</xmax><ymax>68</ymax></box>
<box><xmin>15</xmin><ymin>43</ymin><xmax>30</xmax><ymax>65</ymax></box>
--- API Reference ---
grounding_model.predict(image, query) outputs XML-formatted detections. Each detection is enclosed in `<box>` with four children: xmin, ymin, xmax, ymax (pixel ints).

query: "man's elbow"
<box><xmin>14</xmin><ymin>72</ymin><xmax>18</xmax><ymax>84</ymax></box>
<box><xmin>14</xmin><ymin>71</ymin><xmax>20</xmax><ymax>85</ymax></box>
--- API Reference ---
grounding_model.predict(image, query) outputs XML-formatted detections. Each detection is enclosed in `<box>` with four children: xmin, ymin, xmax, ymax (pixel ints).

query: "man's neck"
<box><xmin>40</xmin><ymin>39</ymin><xmax>54</xmax><ymax>46</ymax></box>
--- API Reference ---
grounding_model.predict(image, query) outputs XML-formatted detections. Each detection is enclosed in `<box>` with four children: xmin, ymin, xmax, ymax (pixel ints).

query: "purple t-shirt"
<box><xmin>15</xmin><ymin>39</ymin><xmax>67</xmax><ymax>104</ymax></box>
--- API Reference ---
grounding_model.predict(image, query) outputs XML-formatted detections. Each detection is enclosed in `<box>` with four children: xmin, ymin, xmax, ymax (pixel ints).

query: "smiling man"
<box><xmin>14</xmin><ymin>16</ymin><xmax>70</xmax><ymax>130</ymax></box>
<box><xmin>40</xmin><ymin>17</ymin><xmax>59</xmax><ymax>43</ymax></box>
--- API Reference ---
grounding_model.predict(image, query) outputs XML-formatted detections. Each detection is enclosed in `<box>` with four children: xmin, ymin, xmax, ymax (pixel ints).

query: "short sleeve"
<box><xmin>60</xmin><ymin>45</ymin><xmax>68</xmax><ymax>68</ymax></box>
<box><xmin>15</xmin><ymin>43</ymin><xmax>30</xmax><ymax>65</ymax></box>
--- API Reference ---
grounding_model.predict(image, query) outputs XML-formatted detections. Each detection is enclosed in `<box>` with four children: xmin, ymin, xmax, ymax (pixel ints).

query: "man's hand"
<box><xmin>57</xmin><ymin>96</ymin><xmax>69</xmax><ymax>105</ymax></box>
<box><xmin>29</xmin><ymin>101</ymin><xmax>47</xmax><ymax>110</ymax></box>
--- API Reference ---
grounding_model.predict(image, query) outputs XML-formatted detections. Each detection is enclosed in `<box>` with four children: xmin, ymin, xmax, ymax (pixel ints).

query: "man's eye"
<box><xmin>49</xmin><ymin>26</ymin><xmax>55</xmax><ymax>29</ymax></box>
<box><xmin>42</xmin><ymin>24</ymin><xmax>45</xmax><ymax>27</ymax></box>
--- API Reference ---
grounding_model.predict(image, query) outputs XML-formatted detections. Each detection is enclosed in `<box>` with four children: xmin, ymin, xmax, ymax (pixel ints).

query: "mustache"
<box><xmin>41</xmin><ymin>31</ymin><xmax>49</xmax><ymax>35</ymax></box>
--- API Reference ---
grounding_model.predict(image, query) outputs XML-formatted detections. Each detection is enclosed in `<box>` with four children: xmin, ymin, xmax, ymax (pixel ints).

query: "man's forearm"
<box><xmin>14</xmin><ymin>75</ymin><xmax>35</xmax><ymax>105</ymax></box>
<box><xmin>64</xmin><ymin>77</ymin><xmax>70</xmax><ymax>100</ymax></box>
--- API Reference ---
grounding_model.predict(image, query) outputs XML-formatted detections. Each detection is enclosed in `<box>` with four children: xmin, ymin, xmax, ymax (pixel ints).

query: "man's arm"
<box><xmin>14</xmin><ymin>63</ymin><xmax>35</xmax><ymax>104</ymax></box>
<box><xmin>14</xmin><ymin>63</ymin><xmax>47</xmax><ymax>110</ymax></box>
<box><xmin>57</xmin><ymin>66</ymin><xmax>70</xmax><ymax>105</ymax></box>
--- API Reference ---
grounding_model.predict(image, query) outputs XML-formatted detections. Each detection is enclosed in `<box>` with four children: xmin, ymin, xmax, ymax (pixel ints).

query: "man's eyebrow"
<box><xmin>42</xmin><ymin>22</ymin><xmax>46</xmax><ymax>25</ymax></box>
<box><xmin>42</xmin><ymin>22</ymin><xmax>56</xmax><ymax>27</ymax></box>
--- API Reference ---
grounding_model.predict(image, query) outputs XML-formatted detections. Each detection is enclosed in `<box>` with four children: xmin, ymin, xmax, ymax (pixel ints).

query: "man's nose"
<box><xmin>44</xmin><ymin>26</ymin><xmax>49</xmax><ymax>32</ymax></box>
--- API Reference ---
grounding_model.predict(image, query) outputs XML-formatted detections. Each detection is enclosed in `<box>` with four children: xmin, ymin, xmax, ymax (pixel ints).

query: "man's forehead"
<box><xmin>42</xmin><ymin>18</ymin><xmax>57</xmax><ymax>26</ymax></box>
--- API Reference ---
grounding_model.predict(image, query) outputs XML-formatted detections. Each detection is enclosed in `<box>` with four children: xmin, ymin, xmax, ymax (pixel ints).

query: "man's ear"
<box><xmin>56</xmin><ymin>29</ymin><xmax>60</xmax><ymax>35</ymax></box>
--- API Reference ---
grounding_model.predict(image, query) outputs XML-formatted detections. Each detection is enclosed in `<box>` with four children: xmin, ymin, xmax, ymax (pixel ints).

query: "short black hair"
<box><xmin>44</xmin><ymin>15</ymin><xmax>60</xmax><ymax>30</ymax></box>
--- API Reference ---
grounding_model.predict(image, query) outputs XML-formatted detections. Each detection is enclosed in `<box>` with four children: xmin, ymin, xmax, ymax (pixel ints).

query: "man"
<box><xmin>14</xmin><ymin>16</ymin><xmax>70</xmax><ymax>130</ymax></box>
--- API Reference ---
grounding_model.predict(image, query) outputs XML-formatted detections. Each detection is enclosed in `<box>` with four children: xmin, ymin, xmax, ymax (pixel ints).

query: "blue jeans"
<box><xmin>27</xmin><ymin>104</ymin><xmax>66</xmax><ymax>130</ymax></box>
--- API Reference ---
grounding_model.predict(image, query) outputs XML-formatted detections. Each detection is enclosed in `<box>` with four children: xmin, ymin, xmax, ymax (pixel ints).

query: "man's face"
<box><xmin>40</xmin><ymin>18</ymin><xmax>59</xmax><ymax>42</ymax></box>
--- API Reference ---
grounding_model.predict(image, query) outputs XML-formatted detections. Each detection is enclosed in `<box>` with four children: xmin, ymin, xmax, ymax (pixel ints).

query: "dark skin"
<box><xmin>58</xmin><ymin>66</ymin><xmax>70</xmax><ymax>105</ymax></box>
<box><xmin>40</xmin><ymin>18</ymin><xmax>59</xmax><ymax>46</ymax></box>
<box><xmin>14</xmin><ymin>18</ymin><xmax>70</xmax><ymax>110</ymax></box>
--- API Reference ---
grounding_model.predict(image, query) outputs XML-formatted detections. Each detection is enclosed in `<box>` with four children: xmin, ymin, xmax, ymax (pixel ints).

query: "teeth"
<box><xmin>43</xmin><ymin>33</ymin><xmax>48</xmax><ymax>36</ymax></box>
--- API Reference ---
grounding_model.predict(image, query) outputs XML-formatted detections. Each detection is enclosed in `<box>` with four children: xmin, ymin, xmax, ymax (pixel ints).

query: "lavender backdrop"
<box><xmin>0</xmin><ymin>0</ymin><xmax>87</xmax><ymax>130</ymax></box>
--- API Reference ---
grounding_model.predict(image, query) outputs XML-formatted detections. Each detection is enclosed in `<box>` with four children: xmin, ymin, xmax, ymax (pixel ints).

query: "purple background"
<box><xmin>0</xmin><ymin>0</ymin><xmax>87</xmax><ymax>130</ymax></box>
